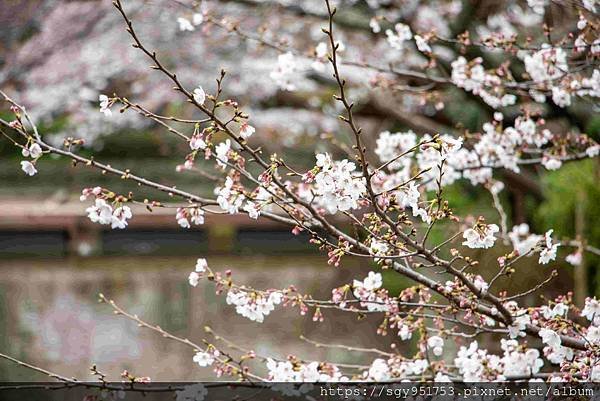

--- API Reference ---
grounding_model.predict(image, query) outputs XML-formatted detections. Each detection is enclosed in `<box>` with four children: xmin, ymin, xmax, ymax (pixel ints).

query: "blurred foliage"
<box><xmin>443</xmin><ymin>88</ymin><xmax>490</xmax><ymax>132</ymax></box>
<box><xmin>586</xmin><ymin>114</ymin><xmax>600</xmax><ymax>138</ymax></box>
<box><xmin>535</xmin><ymin>159</ymin><xmax>600</xmax><ymax>296</ymax></box>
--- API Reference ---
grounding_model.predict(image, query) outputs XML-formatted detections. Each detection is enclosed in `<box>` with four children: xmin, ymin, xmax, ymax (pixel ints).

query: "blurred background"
<box><xmin>0</xmin><ymin>0</ymin><xmax>599</xmax><ymax>381</ymax></box>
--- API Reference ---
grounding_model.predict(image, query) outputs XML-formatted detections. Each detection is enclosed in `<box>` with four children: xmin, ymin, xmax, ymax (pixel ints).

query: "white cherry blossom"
<box><xmin>540</xmin><ymin>303</ymin><xmax>568</xmax><ymax>319</ymax></box>
<box><xmin>527</xmin><ymin>0</ymin><xmax>547</xmax><ymax>15</ymax></box>
<box><xmin>192</xmin><ymin>351</ymin><xmax>214</xmax><ymax>367</ymax></box>
<box><xmin>385</xmin><ymin>23</ymin><xmax>412</xmax><ymax>50</ymax></box>
<box><xmin>524</xmin><ymin>46</ymin><xmax>568</xmax><ymax>84</ymax></box>
<box><xmin>86</xmin><ymin>199</ymin><xmax>114</xmax><ymax>225</ymax></box>
<box><xmin>188</xmin><ymin>271</ymin><xmax>200</xmax><ymax>287</ymax></box>
<box><xmin>22</xmin><ymin>143</ymin><xmax>42</xmax><ymax>158</ymax></box>
<box><xmin>309</xmin><ymin>153</ymin><xmax>366</xmax><ymax>214</ymax></box>
<box><xmin>20</xmin><ymin>160</ymin><xmax>37</xmax><ymax>176</ymax></box>
<box><xmin>192</xmin><ymin>13</ymin><xmax>204</xmax><ymax>26</ymax></box>
<box><xmin>462</xmin><ymin>224</ymin><xmax>499</xmax><ymax>249</ymax></box>
<box><xmin>414</xmin><ymin>35</ymin><xmax>431</xmax><ymax>53</ymax></box>
<box><xmin>189</xmin><ymin>133</ymin><xmax>207</xmax><ymax>151</ymax></box>
<box><xmin>427</xmin><ymin>336</ymin><xmax>444</xmax><ymax>356</ymax></box>
<box><xmin>243</xmin><ymin>201</ymin><xmax>260</xmax><ymax>219</ymax></box>
<box><xmin>239</xmin><ymin>123</ymin><xmax>255</xmax><ymax>139</ymax></box>
<box><xmin>542</xmin><ymin>157</ymin><xmax>562</xmax><ymax>170</ymax></box>
<box><xmin>270</xmin><ymin>52</ymin><xmax>300</xmax><ymax>91</ymax></box>
<box><xmin>99</xmin><ymin>94</ymin><xmax>112</xmax><ymax>116</ymax></box>
<box><xmin>357</xmin><ymin>271</ymin><xmax>382</xmax><ymax>292</ymax></box>
<box><xmin>539</xmin><ymin>328</ymin><xmax>561</xmax><ymax>349</ymax></box>
<box><xmin>367</xmin><ymin>359</ymin><xmax>390</xmax><ymax>381</ymax></box>
<box><xmin>538</xmin><ymin>230</ymin><xmax>559</xmax><ymax>264</ymax></box>
<box><xmin>195</xmin><ymin>258</ymin><xmax>208</xmax><ymax>273</ymax></box>
<box><xmin>508</xmin><ymin>313</ymin><xmax>531</xmax><ymax>338</ymax></box>
<box><xmin>582</xmin><ymin>297</ymin><xmax>600</xmax><ymax>324</ymax></box>
<box><xmin>226</xmin><ymin>289</ymin><xmax>283</xmax><ymax>323</ymax></box>
<box><xmin>193</xmin><ymin>86</ymin><xmax>206</xmax><ymax>105</ymax></box>
<box><xmin>214</xmin><ymin>139</ymin><xmax>231</xmax><ymax>169</ymax></box>
<box><xmin>177</xmin><ymin>17</ymin><xmax>194</xmax><ymax>32</ymax></box>
<box><xmin>111</xmin><ymin>206</ymin><xmax>132</xmax><ymax>229</ymax></box>
<box><xmin>398</xmin><ymin>324</ymin><xmax>412</xmax><ymax>340</ymax></box>
<box><xmin>566</xmin><ymin>251</ymin><xmax>582</xmax><ymax>266</ymax></box>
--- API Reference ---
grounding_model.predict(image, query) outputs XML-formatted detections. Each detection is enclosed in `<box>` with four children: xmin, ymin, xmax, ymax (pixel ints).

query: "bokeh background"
<box><xmin>0</xmin><ymin>0</ymin><xmax>599</xmax><ymax>381</ymax></box>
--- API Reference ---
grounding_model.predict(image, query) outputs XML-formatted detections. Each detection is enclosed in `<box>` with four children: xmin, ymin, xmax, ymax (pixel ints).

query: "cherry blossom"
<box><xmin>309</xmin><ymin>154</ymin><xmax>367</xmax><ymax>214</ymax></box>
<box><xmin>20</xmin><ymin>160</ymin><xmax>37</xmax><ymax>176</ymax></box>
<box><xmin>538</xmin><ymin>230</ymin><xmax>559</xmax><ymax>264</ymax></box>
<box><xmin>243</xmin><ymin>201</ymin><xmax>260</xmax><ymax>219</ymax></box>
<box><xmin>22</xmin><ymin>143</ymin><xmax>42</xmax><ymax>158</ymax></box>
<box><xmin>524</xmin><ymin>47</ymin><xmax>568</xmax><ymax>84</ymax></box>
<box><xmin>542</xmin><ymin>156</ymin><xmax>562</xmax><ymax>171</ymax></box>
<box><xmin>566</xmin><ymin>251</ymin><xmax>582</xmax><ymax>266</ymax></box>
<box><xmin>398</xmin><ymin>324</ymin><xmax>412</xmax><ymax>341</ymax></box>
<box><xmin>270</xmin><ymin>52</ymin><xmax>300</xmax><ymax>91</ymax></box>
<box><xmin>176</xmin><ymin>207</ymin><xmax>205</xmax><ymax>228</ymax></box>
<box><xmin>239</xmin><ymin>123</ymin><xmax>255</xmax><ymax>139</ymax></box>
<box><xmin>367</xmin><ymin>359</ymin><xmax>390</xmax><ymax>381</ymax></box>
<box><xmin>216</xmin><ymin>177</ymin><xmax>245</xmax><ymax>214</ymax></box>
<box><xmin>99</xmin><ymin>94</ymin><xmax>112</xmax><ymax>117</ymax></box>
<box><xmin>214</xmin><ymin>140</ymin><xmax>231</xmax><ymax>169</ymax></box>
<box><xmin>509</xmin><ymin>224</ymin><xmax>541</xmax><ymax>256</ymax></box>
<box><xmin>414</xmin><ymin>35</ymin><xmax>431</xmax><ymax>53</ymax></box>
<box><xmin>385</xmin><ymin>23</ymin><xmax>412</xmax><ymax>51</ymax></box>
<box><xmin>354</xmin><ymin>271</ymin><xmax>382</xmax><ymax>292</ymax></box>
<box><xmin>527</xmin><ymin>0</ymin><xmax>548</xmax><ymax>15</ymax></box>
<box><xmin>85</xmin><ymin>199</ymin><xmax>132</xmax><ymax>229</ymax></box>
<box><xmin>582</xmin><ymin>297</ymin><xmax>600</xmax><ymax>325</ymax></box>
<box><xmin>192</xmin><ymin>13</ymin><xmax>204</xmax><ymax>26</ymax></box>
<box><xmin>195</xmin><ymin>258</ymin><xmax>208</xmax><ymax>273</ymax></box>
<box><xmin>539</xmin><ymin>328</ymin><xmax>561</xmax><ymax>349</ymax></box>
<box><xmin>111</xmin><ymin>206</ymin><xmax>132</xmax><ymax>229</ymax></box>
<box><xmin>586</xmin><ymin>326</ymin><xmax>600</xmax><ymax>344</ymax></box>
<box><xmin>86</xmin><ymin>199</ymin><xmax>114</xmax><ymax>225</ymax></box>
<box><xmin>189</xmin><ymin>132</ymin><xmax>207</xmax><ymax>151</ymax></box>
<box><xmin>369</xmin><ymin>240</ymin><xmax>389</xmax><ymax>257</ymax></box>
<box><xmin>462</xmin><ymin>223</ymin><xmax>499</xmax><ymax>249</ymax></box>
<box><xmin>177</xmin><ymin>17</ymin><xmax>195</xmax><ymax>32</ymax></box>
<box><xmin>451</xmin><ymin>57</ymin><xmax>516</xmax><ymax>108</ymax></box>
<box><xmin>193</xmin><ymin>86</ymin><xmax>206</xmax><ymax>105</ymax></box>
<box><xmin>369</xmin><ymin>18</ymin><xmax>381</xmax><ymax>34</ymax></box>
<box><xmin>427</xmin><ymin>336</ymin><xmax>444</xmax><ymax>356</ymax></box>
<box><xmin>374</xmin><ymin>130</ymin><xmax>416</xmax><ymax>172</ymax></box>
<box><xmin>540</xmin><ymin>303</ymin><xmax>568</xmax><ymax>320</ymax></box>
<box><xmin>188</xmin><ymin>272</ymin><xmax>200</xmax><ymax>287</ymax></box>
<box><xmin>396</xmin><ymin>182</ymin><xmax>430</xmax><ymax>223</ymax></box>
<box><xmin>508</xmin><ymin>312</ymin><xmax>531</xmax><ymax>338</ymax></box>
<box><xmin>225</xmin><ymin>289</ymin><xmax>283</xmax><ymax>323</ymax></box>
<box><xmin>192</xmin><ymin>351</ymin><xmax>215</xmax><ymax>367</ymax></box>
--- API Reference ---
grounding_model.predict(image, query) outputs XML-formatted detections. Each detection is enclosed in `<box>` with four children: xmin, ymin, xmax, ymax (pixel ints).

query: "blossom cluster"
<box><xmin>176</xmin><ymin>207</ymin><xmax>205</xmax><ymax>228</ymax></box>
<box><xmin>80</xmin><ymin>187</ymin><xmax>132</xmax><ymax>229</ymax></box>
<box><xmin>266</xmin><ymin>359</ymin><xmax>345</xmax><ymax>382</ymax></box>
<box><xmin>20</xmin><ymin>143</ymin><xmax>42</xmax><ymax>176</ymax></box>
<box><xmin>451</xmin><ymin>57</ymin><xmax>517</xmax><ymax>109</ymax></box>
<box><xmin>226</xmin><ymin>289</ymin><xmax>284</xmax><ymax>323</ymax></box>
<box><xmin>304</xmin><ymin>153</ymin><xmax>367</xmax><ymax>214</ymax></box>
<box><xmin>508</xmin><ymin>224</ymin><xmax>559</xmax><ymax>264</ymax></box>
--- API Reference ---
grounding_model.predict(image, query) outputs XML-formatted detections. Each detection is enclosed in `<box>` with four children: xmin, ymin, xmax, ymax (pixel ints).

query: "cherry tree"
<box><xmin>1</xmin><ymin>0</ymin><xmax>600</xmax><ymax>385</ymax></box>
